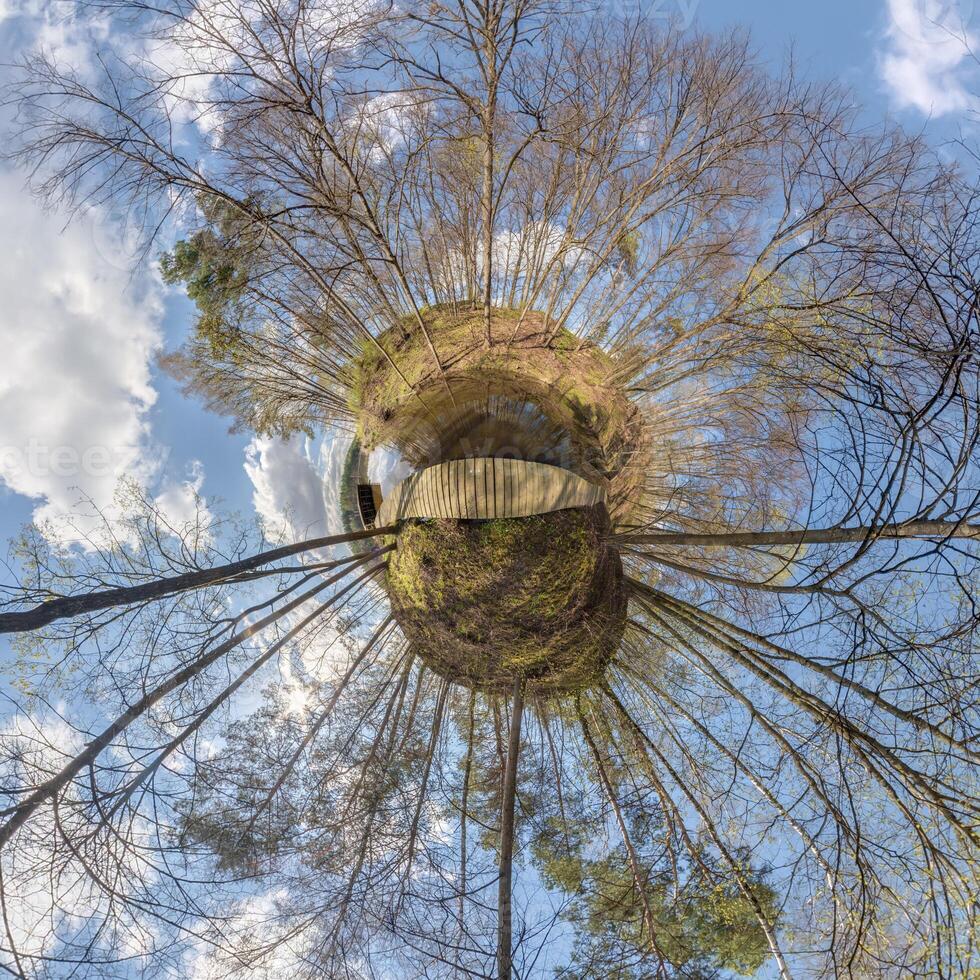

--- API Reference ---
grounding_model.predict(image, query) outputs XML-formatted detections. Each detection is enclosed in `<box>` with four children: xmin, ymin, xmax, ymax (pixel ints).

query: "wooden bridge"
<box><xmin>375</xmin><ymin>457</ymin><xmax>606</xmax><ymax>525</ymax></box>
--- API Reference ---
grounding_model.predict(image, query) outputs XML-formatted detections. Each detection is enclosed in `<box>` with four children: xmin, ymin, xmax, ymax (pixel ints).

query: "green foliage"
<box><xmin>684</xmin><ymin>878</ymin><xmax>778</xmax><ymax>976</ymax></box>
<box><xmin>160</xmin><ymin>194</ymin><xmax>261</xmax><ymax>357</ymax></box>
<box><xmin>614</xmin><ymin>227</ymin><xmax>642</xmax><ymax>276</ymax></box>
<box><xmin>175</xmin><ymin>674</ymin><xmax>440</xmax><ymax>881</ymax></box>
<box><xmin>553</xmin><ymin>327</ymin><xmax>581</xmax><ymax>353</ymax></box>
<box><xmin>531</xmin><ymin>814</ymin><xmax>778</xmax><ymax>978</ymax></box>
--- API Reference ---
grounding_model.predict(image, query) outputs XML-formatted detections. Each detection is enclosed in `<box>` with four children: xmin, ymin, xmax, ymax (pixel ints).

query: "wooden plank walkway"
<box><xmin>376</xmin><ymin>458</ymin><xmax>606</xmax><ymax>525</ymax></box>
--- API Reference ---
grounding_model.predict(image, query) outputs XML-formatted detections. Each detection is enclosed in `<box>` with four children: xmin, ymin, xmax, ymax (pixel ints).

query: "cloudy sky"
<box><xmin>0</xmin><ymin>0</ymin><xmax>976</xmax><ymax>557</ymax></box>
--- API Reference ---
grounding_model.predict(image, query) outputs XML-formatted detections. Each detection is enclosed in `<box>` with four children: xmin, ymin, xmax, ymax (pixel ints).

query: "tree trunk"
<box><xmin>482</xmin><ymin>109</ymin><xmax>495</xmax><ymax>345</ymax></box>
<box><xmin>617</xmin><ymin>519</ymin><xmax>980</xmax><ymax>549</ymax></box>
<box><xmin>460</xmin><ymin>688</ymin><xmax>477</xmax><ymax>927</ymax></box>
<box><xmin>497</xmin><ymin>676</ymin><xmax>524</xmax><ymax>980</ymax></box>
<box><xmin>480</xmin><ymin>11</ymin><xmax>498</xmax><ymax>346</ymax></box>
<box><xmin>0</xmin><ymin>524</ymin><xmax>397</xmax><ymax>634</ymax></box>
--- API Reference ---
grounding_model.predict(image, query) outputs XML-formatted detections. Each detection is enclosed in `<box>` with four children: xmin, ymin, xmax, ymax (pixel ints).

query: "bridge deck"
<box><xmin>376</xmin><ymin>458</ymin><xmax>606</xmax><ymax>525</ymax></box>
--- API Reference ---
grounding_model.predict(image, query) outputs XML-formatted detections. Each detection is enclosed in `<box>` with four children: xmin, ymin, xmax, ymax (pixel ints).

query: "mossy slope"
<box><xmin>348</xmin><ymin>306</ymin><xmax>646</xmax><ymax>521</ymax></box>
<box><xmin>387</xmin><ymin>507</ymin><xmax>626</xmax><ymax>693</ymax></box>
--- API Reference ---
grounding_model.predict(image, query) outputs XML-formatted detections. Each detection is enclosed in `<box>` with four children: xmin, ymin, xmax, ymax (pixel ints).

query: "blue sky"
<box><xmin>0</xmin><ymin>0</ymin><xmax>978</xmax><ymax>558</ymax></box>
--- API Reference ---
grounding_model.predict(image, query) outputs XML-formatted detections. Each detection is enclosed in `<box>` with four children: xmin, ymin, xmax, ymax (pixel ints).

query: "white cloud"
<box><xmin>184</xmin><ymin>890</ymin><xmax>307</xmax><ymax>979</ymax></box>
<box><xmin>492</xmin><ymin>220</ymin><xmax>573</xmax><ymax>278</ymax></box>
<box><xmin>244</xmin><ymin>432</ymin><xmax>404</xmax><ymax>683</ymax></box>
<box><xmin>154</xmin><ymin>460</ymin><xmax>213</xmax><ymax>536</ymax></box>
<box><xmin>0</xmin><ymin>171</ymin><xmax>166</xmax><ymax>546</ymax></box>
<box><xmin>879</xmin><ymin>0</ymin><xmax>979</xmax><ymax>114</ymax></box>
<box><xmin>368</xmin><ymin>446</ymin><xmax>412</xmax><ymax>497</ymax></box>
<box><xmin>244</xmin><ymin>433</ymin><xmax>343</xmax><ymax>544</ymax></box>
<box><xmin>131</xmin><ymin>0</ymin><xmax>379</xmax><ymax>143</ymax></box>
<box><xmin>245</xmin><ymin>429</ymin><xmax>418</xmax><ymax>548</ymax></box>
<box><xmin>0</xmin><ymin>0</ymin><xmax>110</xmax><ymax>76</ymax></box>
<box><xmin>352</xmin><ymin>91</ymin><xmax>426</xmax><ymax>159</ymax></box>
<box><xmin>139</xmin><ymin>35</ymin><xmax>226</xmax><ymax>139</ymax></box>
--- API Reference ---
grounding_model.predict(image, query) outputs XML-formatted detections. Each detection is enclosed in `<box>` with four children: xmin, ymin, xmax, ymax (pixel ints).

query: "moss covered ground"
<box><xmin>386</xmin><ymin>507</ymin><xmax>626</xmax><ymax>693</ymax></box>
